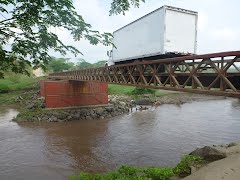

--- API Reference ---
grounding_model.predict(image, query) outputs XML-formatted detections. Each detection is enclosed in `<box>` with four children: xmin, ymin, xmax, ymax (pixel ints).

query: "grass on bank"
<box><xmin>0</xmin><ymin>73</ymin><xmax>44</xmax><ymax>105</ymax></box>
<box><xmin>108</xmin><ymin>84</ymin><xmax>136</xmax><ymax>95</ymax></box>
<box><xmin>0</xmin><ymin>75</ymin><xmax>178</xmax><ymax>106</ymax></box>
<box><xmin>0</xmin><ymin>73</ymin><xmax>42</xmax><ymax>93</ymax></box>
<box><xmin>108</xmin><ymin>84</ymin><xmax>179</xmax><ymax>97</ymax></box>
<box><xmin>0</xmin><ymin>73</ymin><xmax>177</xmax><ymax>96</ymax></box>
<box><xmin>70</xmin><ymin>155</ymin><xmax>203</xmax><ymax>180</ymax></box>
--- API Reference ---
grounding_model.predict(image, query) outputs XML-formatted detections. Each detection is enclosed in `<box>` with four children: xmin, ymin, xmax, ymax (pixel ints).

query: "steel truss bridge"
<box><xmin>49</xmin><ymin>51</ymin><xmax>240</xmax><ymax>98</ymax></box>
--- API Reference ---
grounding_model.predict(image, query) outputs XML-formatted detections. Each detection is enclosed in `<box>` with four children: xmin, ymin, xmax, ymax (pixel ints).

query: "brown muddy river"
<box><xmin>0</xmin><ymin>99</ymin><xmax>240</xmax><ymax>180</ymax></box>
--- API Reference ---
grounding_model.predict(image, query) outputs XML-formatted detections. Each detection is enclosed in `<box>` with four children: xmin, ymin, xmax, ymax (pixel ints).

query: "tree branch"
<box><xmin>0</xmin><ymin>17</ymin><xmax>16</xmax><ymax>25</ymax></box>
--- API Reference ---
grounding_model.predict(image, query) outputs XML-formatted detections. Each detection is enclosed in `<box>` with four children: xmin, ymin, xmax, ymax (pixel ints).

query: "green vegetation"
<box><xmin>75</xmin><ymin>59</ymin><xmax>107</xmax><ymax>70</ymax></box>
<box><xmin>110</xmin><ymin>0</ymin><xmax>145</xmax><ymax>15</ymax></box>
<box><xmin>108</xmin><ymin>84</ymin><xmax>136</xmax><ymax>95</ymax></box>
<box><xmin>0</xmin><ymin>87</ymin><xmax>39</xmax><ymax>106</ymax></box>
<box><xmin>45</xmin><ymin>57</ymin><xmax>107</xmax><ymax>73</ymax></box>
<box><xmin>0</xmin><ymin>0</ymin><xmax>143</xmax><ymax>78</ymax></box>
<box><xmin>0</xmin><ymin>91</ymin><xmax>22</xmax><ymax>105</ymax></box>
<box><xmin>0</xmin><ymin>73</ymin><xmax>42</xmax><ymax>93</ymax></box>
<box><xmin>0</xmin><ymin>72</ymin><xmax>43</xmax><ymax>106</ymax></box>
<box><xmin>16</xmin><ymin>108</ymin><xmax>44</xmax><ymax>121</ymax></box>
<box><xmin>108</xmin><ymin>84</ymin><xmax>179</xmax><ymax>97</ymax></box>
<box><xmin>0</xmin><ymin>0</ymin><xmax>112</xmax><ymax>77</ymax></box>
<box><xmin>70</xmin><ymin>155</ymin><xmax>203</xmax><ymax>180</ymax></box>
<box><xmin>46</xmin><ymin>57</ymin><xmax>76</xmax><ymax>73</ymax></box>
<box><xmin>108</xmin><ymin>85</ymin><xmax>156</xmax><ymax>96</ymax></box>
<box><xmin>173</xmin><ymin>155</ymin><xmax>203</xmax><ymax>177</ymax></box>
<box><xmin>70</xmin><ymin>165</ymin><xmax>173</xmax><ymax>180</ymax></box>
<box><xmin>130</xmin><ymin>87</ymin><xmax>156</xmax><ymax>95</ymax></box>
<box><xmin>0</xmin><ymin>74</ymin><xmax>175</xmax><ymax>107</ymax></box>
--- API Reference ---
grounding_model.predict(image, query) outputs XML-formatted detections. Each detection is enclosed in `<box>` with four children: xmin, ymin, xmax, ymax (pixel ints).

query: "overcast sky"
<box><xmin>52</xmin><ymin>0</ymin><xmax>240</xmax><ymax>63</ymax></box>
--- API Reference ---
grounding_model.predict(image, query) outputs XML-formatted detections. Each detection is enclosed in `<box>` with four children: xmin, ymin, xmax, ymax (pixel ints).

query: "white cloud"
<box><xmin>212</xmin><ymin>28</ymin><xmax>237</xmax><ymax>41</ymax></box>
<box><xmin>198</xmin><ymin>11</ymin><xmax>208</xmax><ymax>31</ymax></box>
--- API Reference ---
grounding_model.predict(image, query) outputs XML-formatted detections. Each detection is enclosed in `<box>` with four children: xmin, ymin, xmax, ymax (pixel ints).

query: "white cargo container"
<box><xmin>108</xmin><ymin>5</ymin><xmax>198</xmax><ymax>65</ymax></box>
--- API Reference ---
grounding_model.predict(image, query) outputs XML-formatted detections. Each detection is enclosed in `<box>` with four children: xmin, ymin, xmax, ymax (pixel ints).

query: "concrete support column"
<box><xmin>40</xmin><ymin>80</ymin><xmax>108</xmax><ymax>108</ymax></box>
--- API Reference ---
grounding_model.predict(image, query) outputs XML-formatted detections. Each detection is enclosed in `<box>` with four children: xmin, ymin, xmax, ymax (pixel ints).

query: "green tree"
<box><xmin>0</xmin><ymin>0</ymin><xmax>145</xmax><ymax>78</ymax></box>
<box><xmin>110</xmin><ymin>0</ymin><xmax>145</xmax><ymax>15</ymax></box>
<box><xmin>93</xmin><ymin>60</ymin><xmax>107</xmax><ymax>68</ymax></box>
<box><xmin>47</xmin><ymin>57</ymin><xmax>75</xmax><ymax>72</ymax></box>
<box><xmin>76</xmin><ymin>59</ymin><xmax>93</xmax><ymax>69</ymax></box>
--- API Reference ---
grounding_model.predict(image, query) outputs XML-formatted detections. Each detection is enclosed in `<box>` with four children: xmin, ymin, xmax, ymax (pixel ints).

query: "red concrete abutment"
<box><xmin>40</xmin><ymin>80</ymin><xmax>108</xmax><ymax>108</ymax></box>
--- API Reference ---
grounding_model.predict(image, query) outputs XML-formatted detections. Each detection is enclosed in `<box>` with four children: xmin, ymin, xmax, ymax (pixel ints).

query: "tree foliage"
<box><xmin>92</xmin><ymin>60</ymin><xmax>107</xmax><ymax>68</ymax></box>
<box><xmin>110</xmin><ymin>0</ymin><xmax>145</xmax><ymax>15</ymax></box>
<box><xmin>46</xmin><ymin>57</ymin><xmax>107</xmax><ymax>72</ymax></box>
<box><xmin>76</xmin><ymin>59</ymin><xmax>107</xmax><ymax>69</ymax></box>
<box><xmin>0</xmin><ymin>0</ymin><xmax>145</xmax><ymax>78</ymax></box>
<box><xmin>0</xmin><ymin>0</ymin><xmax>113</xmax><ymax>78</ymax></box>
<box><xmin>76</xmin><ymin>59</ymin><xmax>93</xmax><ymax>70</ymax></box>
<box><xmin>46</xmin><ymin>57</ymin><xmax>75</xmax><ymax>73</ymax></box>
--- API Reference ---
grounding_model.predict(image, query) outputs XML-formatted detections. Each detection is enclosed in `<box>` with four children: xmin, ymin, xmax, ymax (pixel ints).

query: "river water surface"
<box><xmin>0</xmin><ymin>99</ymin><xmax>240</xmax><ymax>180</ymax></box>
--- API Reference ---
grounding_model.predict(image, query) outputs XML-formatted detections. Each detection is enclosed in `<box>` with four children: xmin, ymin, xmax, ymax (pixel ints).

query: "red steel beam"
<box><xmin>49</xmin><ymin>51</ymin><xmax>240</xmax><ymax>98</ymax></box>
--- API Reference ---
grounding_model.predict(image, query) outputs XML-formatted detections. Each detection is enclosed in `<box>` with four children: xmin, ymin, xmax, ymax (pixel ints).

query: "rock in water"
<box><xmin>119</xmin><ymin>101</ymin><xmax>126</xmax><ymax>107</ymax></box>
<box><xmin>190</xmin><ymin>146</ymin><xmax>227</xmax><ymax>161</ymax></box>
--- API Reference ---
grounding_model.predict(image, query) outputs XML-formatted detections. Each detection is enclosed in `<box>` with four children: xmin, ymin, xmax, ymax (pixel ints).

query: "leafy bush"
<box><xmin>173</xmin><ymin>155</ymin><xmax>203</xmax><ymax>177</ymax></box>
<box><xmin>143</xmin><ymin>167</ymin><xmax>173</xmax><ymax>180</ymax></box>
<box><xmin>70</xmin><ymin>165</ymin><xmax>174</xmax><ymax>180</ymax></box>
<box><xmin>118</xmin><ymin>165</ymin><xmax>139</xmax><ymax>176</ymax></box>
<box><xmin>70</xmin><ymin>155</ymin><xmax>204</xmax><ymax>179</ymax></box>
<box><xmin>129</xmin><ymin>87</ymin><xmax>156</xmax><ymax>95</ymax></box>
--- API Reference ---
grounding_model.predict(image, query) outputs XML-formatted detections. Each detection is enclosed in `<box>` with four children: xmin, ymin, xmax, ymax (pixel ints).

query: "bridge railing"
<box><xmin>49</xmin><ymin>51</ymin><xmax>240</xmax><ymax>97</ymax></box>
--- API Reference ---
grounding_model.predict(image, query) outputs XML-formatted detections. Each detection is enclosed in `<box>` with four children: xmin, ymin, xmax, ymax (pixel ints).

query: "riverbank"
<box><xmin>183</xmin><ymin>142</ymin><xmax>240</xmax><ymax>180</ymax></box>
<box><xmin>1</xmin><ymin>88</ymin><xmax>240</xmax><ymax>179</ymax></box>
<box><xmin>15</xmin><ymin>96</ymin><xmax>130</xmax><ymax>122</ymax></box>
<box><xmin>69</xmin><ymin>141</ymin><xmax>240</xmax><ymax>180</ymax></box>
<box><xmin>184</xmin><ymin>154</ymin><xmax>240</xmax><ymax>180</ymax></box>
<box><xmin>12</xmin><ymin>90</ymin><xmax>226</xmax><ymax>122</ymax></box>
<box><xmin>0</xmin><ymin>82</ymin><xmax>227</xmax><ymax>122</ymax></box>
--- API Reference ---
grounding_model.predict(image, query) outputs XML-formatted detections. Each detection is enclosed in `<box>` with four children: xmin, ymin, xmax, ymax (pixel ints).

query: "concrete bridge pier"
<box><xmin>40</xmin><ymin>80</ymin><xmax>108</xmax><ymax>109</ymax></box>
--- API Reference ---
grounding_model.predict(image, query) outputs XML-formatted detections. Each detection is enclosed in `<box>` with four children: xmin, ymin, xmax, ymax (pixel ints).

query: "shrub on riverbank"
<box><xmin>173</xmin><ymin>155</ymin><xmax>203</xmax><ymax>177</ymax></box>
<box><xmin>70</xmin><ymin>155</ymin><xmax>203</xmax><ymax>180</ymax></box>
<box><xmin>70</xmin><ymin>165</ymin><xmax>173</xmax><ymax>180</ymax></box>
<box><xmin>130</xmin><ymin>87</ymin><xmax>156</xmax><ymax>95</ymax></box>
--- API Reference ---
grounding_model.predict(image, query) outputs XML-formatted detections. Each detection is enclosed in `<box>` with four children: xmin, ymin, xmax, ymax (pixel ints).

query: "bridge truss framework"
<box><xmin>50</xmin><ymin>51</ymin><xmax>240</xmax><ymax>98</ymax></box>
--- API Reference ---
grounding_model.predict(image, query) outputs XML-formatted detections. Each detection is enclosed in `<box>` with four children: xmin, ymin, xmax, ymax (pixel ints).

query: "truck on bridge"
<box><xmin>107</xmin><ymin>5</ymin><xmax>198</xmax><ymax>66</ymax></box>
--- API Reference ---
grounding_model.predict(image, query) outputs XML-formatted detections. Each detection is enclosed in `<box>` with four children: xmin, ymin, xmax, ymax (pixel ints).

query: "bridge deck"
<box><xmin>49</xmin><ymin>51</ymin><xmax>240</xmax><ymax>98</ymax></box>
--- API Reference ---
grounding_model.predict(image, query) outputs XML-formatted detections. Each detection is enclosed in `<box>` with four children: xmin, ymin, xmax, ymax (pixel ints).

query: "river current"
<box><xmin>0</xmin><ymin>99</ymin><xmax>240</xmax><ymax>179</ymax></box>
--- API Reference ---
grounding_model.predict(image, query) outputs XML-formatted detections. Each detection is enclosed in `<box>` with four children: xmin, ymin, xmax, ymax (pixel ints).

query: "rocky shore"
<box><xmin>15</xmin><ymin>95</ymin><xmax>131</xmax><ymax>122</ymax></box>
<box><xmin>183</xmin><ymin>142</ymin><xmax>240</xmax><ymax>180</ymax></box>
<box><xmin>13</xmin><ymin>90</ymin><xmax>228</xmax><ymax>122</ymax></box>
